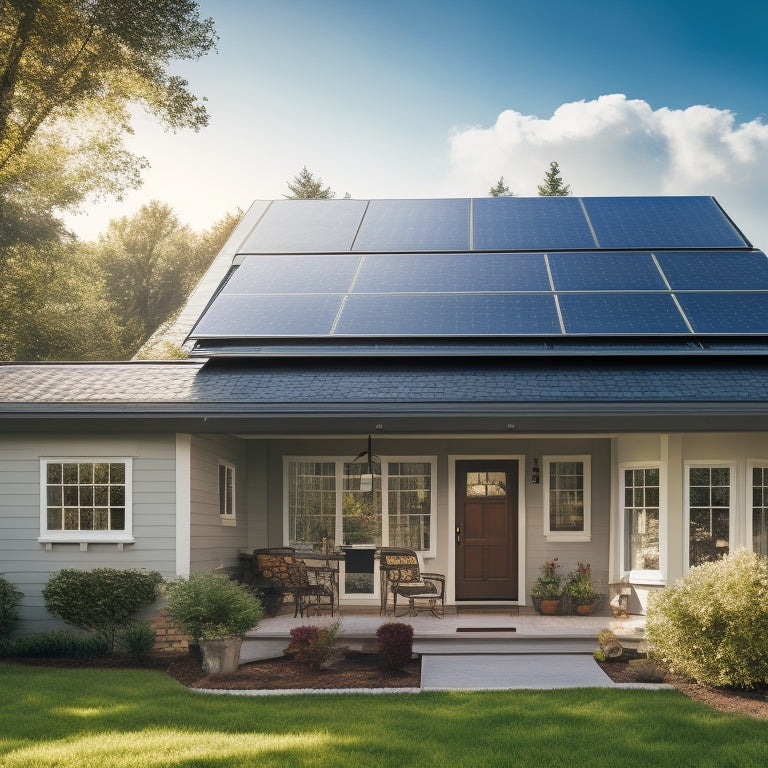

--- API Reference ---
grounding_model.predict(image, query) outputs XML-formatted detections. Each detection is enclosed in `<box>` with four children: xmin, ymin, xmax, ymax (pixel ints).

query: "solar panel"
<box><xmin>334</xmin><ymin>294</ymin><xmax>561</xmax><ymax>336</ymax></box>
<box><xmin>239</xmin><ymin>199</ymin><xmax>367</xmax><ymax>253</ymax></box>
<box><xmin>353</xmin><ymin>253</ymin><xmax>550</xmax><ymax>293</ymax></box>
<box><xmin>656</xmin><ymin>251</ymin><xmax>768</xmax><ymax>290</ymax></box>
<box><xmin>221</xmin><ymin>255</ymin><xmax>359</xmax><ymax>294</ymax></box>
<box><xmin>548</xmin><ymin>252</ymin><xmax>666</xmax><ymax>291</ymax></box>
<box><xmin>472</xmin><ymin>197</ymin><xmax>596</xmax><ymax>250</ymax></box>
<box><xmin>582</xmin><ymin>197</ymin><xmax>748</xmax><ymax>249</ymax></box>
<box><xmin>190</xmin><ymin>294</ymin><xmax>343</xmax><ymax>337</ymax></box>
<box><xmin>675</xmin><ymin>293</ymin><xmax>768</xmax><ymax>334</ymax></box>
<box><xmin>558</xmin><ymin>293</ymin><xmax>690</xmax><ymax>334</ymax></box>
<box><xmin>352</xmin><ymin>199</ymin><xmax>470</xmax><ymax>252</ymax></box>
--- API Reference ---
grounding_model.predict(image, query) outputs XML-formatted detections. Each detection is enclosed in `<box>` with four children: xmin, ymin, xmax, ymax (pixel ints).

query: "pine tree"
<box><xmin>489</xmin><ymin>177</ymin><xmax>512</xmax><ymax>197</ymax></box>
<box><xmin>284</xmin><ymin>167</ymin><xmax>335</xmax><ymax>199</ymax></box>
<box><xmin>537</xmin><ymin>161</ymin><xmax>571</xmax><ymax>196</ymax></box>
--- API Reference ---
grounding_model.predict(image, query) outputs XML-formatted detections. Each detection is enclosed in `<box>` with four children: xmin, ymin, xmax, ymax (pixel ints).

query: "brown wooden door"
<box><xmin>455</xmin><ymin>460</ymin><xmax>518</xmax><ymax>600</ymax></box>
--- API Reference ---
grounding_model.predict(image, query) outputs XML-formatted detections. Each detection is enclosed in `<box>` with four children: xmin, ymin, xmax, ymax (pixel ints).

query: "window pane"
<box><xmin>548</xmin><ymin>462</ymin><xmax>585</xmax><ymax>532</ymax></box>
<box><xmin>47</xmin><ymin>508</ymin><xmax>62</xmax><ymax>529</ymax></box>
<box><xmin>689</xmin><ymin>467</ymin><xmax>710</xmax><ymax>486</ymax></box>
<box><xmin>80</xmin><ymin>508</ymin><xmax>94</xmax><ymax>530</ymax></box>
<box><xmin>388</xmin><ymin>462</ymin><xmax>431</xmax><ymax>550</ymax></box>
<box><xmin>287</xmin><ymin>461</ymin><xmax>336</xmax><ymax>548</ymax></box>
<box><xmin>752</xmin><ymin>466</ymin><xmax>768</xmax><ymax>557</ymax></box>
<box><xmin>343</xmin><ymin>464</ymin><xmax>382</xmax><ymax>546</ymax></box>
<box><xmin>94</xmin><ymin>463</ymin><xmax>110</xmax><ymax>483</ymax></box>
<box><xmin>47</xmin><ymin>464</ymin><xmax>62</xmax><ymax>484</ymax></box>
<box><xmin>78</xmin><ymin>464</ymin><xmax>93</xmax><ymax>483</ymax></box>
<box><xmin>63</xmin><ymin>464</ymin><xmax>79</xmax><ymax>483</ymax></box>
<box><xmin>690</xmin><ymin>508</ymin><xmax>729</xmax><ymax>566</ymax></box>
<box><xmin>64</xmin><ymin>509</ymin><xmax>79</xmax><ymax>530</ymax></box>
<box><xmin>109</xmin><ymin>463</ymin><xmax>125</xmax><ymax>483</ymax></box>
<box><xmin>47</xmin><ymin>486</ymin><xmax>62</xmax><ymax>506</ymax></box>
<box><xmin>94</xmin><ymin>508</ymin><xmax>109</xmax><ymax>529</ymax></box>
<box><xmin>466</xmin><ymin>471</ymin><xmax>506</xmax><ymax>497</ymax></box>
<box><xmin>711</xmin><ymin>468</ymin><xmax>730</xmax><ymax>486</ymax></box>
<box><xmin>627</xmin><ymin>508</ymin><xmax>660</xmax><ymax>570</ymax></box>
<box><xmin>110</xmin><ymin>508</ymin><xmax>125</xmax><ymax>531</ymax></box>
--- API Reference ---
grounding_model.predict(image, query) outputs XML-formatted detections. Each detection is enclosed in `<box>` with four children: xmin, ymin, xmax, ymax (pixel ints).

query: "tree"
<box><xmin>0</xmin><ymin>0</ymin><xmax>217</xmax><ymax>251</ymax></box>
<box><xmin>488</xmin><ymin>176</ymin><xmax>512</xmax><ymax>197</ymax></box>
<box><xmin>284</xmin><ymin>166</ymin><xmax>335</xmax><ymax>199</ymax></box>
<box><xmin>537</xmin><ymin>161</ymin><xmax>571</xmax><ymax>196</ymax></box>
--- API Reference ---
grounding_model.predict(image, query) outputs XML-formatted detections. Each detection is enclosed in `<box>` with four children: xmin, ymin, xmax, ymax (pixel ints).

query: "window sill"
<box><xmin>38</xmin><ymin>536</ymin><xmax>135</xmax><ymax>551</ymax></box>
<box><xmin>220</xmin><ymin>516</ymin><xmax>236</xmax><ymax>527</ymax></box>
<box><xmin>544</xmin><ymin>534</ymin><xmax>591</xmax><ymax>543</ymax></box>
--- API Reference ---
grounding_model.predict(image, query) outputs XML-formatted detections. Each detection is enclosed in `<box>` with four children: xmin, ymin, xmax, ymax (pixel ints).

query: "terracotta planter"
<box><xmin>575</xmin><ymin>602</ymin><xmax>596</xmax><ymax>615</ymax></box>
<box><xmin>199</xmin><ymin>636</ymin><xmax>243</xmax><ymax>675</ymax></box>
<box><xmin>539</xmin><ymin>598</ymin><xmax>560</xmax><ymax>615</ymax></box>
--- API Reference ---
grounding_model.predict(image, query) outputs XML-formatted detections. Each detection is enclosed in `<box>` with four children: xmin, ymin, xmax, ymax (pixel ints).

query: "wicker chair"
<box><xmin>252</xmin><ymin>547</ymin><xmax>335</xmax><ymax>617</ymax></box>
<box><xmin>377</xmin><ymin>547</ymin><xmax>445</xmax><ymax>618</ymax></box>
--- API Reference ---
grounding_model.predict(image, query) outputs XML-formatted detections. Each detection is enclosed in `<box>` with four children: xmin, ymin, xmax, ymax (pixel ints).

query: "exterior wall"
<box><xmin>189</xmin><ymin>434</ymin><xmax>248</xmax><ymax>573</ymax></box>
<box><xmin>0</xmin><ymin>433</ymin><xmax>177</xmax><ymax>634</ymax></box>
<box><xmin>249</xmin><ymin>435</ymin><xmax>613</xmax><ymax>608</ymax></box>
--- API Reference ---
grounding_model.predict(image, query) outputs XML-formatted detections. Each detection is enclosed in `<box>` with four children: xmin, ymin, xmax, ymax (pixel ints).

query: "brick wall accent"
<box><xmin>151</xmin><ymin>610</ymin><xmax>191</xmax><ymax>652</ymax></box>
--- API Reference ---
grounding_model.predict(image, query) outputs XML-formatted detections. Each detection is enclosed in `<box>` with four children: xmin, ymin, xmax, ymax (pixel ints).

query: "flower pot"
<box><xmin>539</xmin><ymin>598</ymin><xmax>560</xmax><ymax>615</ymax></box>
<box><xmin>199</xmin><ymin>636</ymin><xmax>242</xmax><ymax>675</ymax></box>
<box><xmin>575</xmin><ymin>602</ymin><xmax>595</xmax><ymax>615</ymax></box>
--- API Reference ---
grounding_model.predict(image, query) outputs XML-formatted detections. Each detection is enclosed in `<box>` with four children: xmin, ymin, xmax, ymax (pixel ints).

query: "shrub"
<box><xmin>376</xmin><ymin>622</ymin><xmax>414</xmax><ymax>670</ymax></box>
<box><xmin>564</xmin><ymin>562</ymin><xmax>598</xmax><ymax>606</ymax></box>
<box><xmin>42</xmin><ymin>568</ymin><xmax>163</xmax><ymax>651</ymax></box>
<box><xmin>530</xmin><ymin>558</ymin><xmax>562</xmax><ymax>599</ymax></box>
<box><xmin>0</xmin><ymin>629</ymin><xmax>109</xmax><ymax>658</ymax></box>
<box><xmin>284</xmin><ymin>619</ymin><xmax>347</xmax><ymax>670</ymax></box>
<box><xmin>120</xmin><ymin>621</ymin><xmax>156</xmax><ymax>656</ymax></box>
<box><xmin>0</xmin><ymin>575</ymin><xmax>23</xmax><ymax>637</ymax></box>
<box><xmin>164</xmin><ymin>571</ymin><xmax>263</xmax><ymax>641</ymax></box>
<box><xmin>646</xmin><ymin>550</ymin><xmax>768</xmax><ymax>688</ymax></box>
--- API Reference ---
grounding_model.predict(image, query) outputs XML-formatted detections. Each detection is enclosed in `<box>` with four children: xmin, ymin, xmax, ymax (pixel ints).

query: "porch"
<box><xmin>240</xmin><ymin>607</ymin><xmax>647</xmax><ymax>663</ymax></box>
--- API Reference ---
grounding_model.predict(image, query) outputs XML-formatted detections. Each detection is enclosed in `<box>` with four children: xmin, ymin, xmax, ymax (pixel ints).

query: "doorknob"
<box><xmin>455</xmin><ymin>525</ymin><xmax>461</xmax><ymax>545</ymax></box>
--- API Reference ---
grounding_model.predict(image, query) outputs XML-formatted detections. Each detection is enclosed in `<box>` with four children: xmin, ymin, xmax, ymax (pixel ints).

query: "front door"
<box><xmin>455</xmin><ymin>460</ymin><xmax>518</xmax><ymax>600</ymax></box>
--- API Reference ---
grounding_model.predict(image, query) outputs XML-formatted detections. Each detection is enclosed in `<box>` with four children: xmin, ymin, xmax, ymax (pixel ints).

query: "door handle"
<box><xmin>455</xmin><ymin>525</ymin><xmax>461</xmax><ymax>545</ymax></box>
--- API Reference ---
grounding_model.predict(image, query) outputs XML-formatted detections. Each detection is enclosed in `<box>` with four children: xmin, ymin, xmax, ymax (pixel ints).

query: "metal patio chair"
<box><xmin>377</xmin><ymin>547</ymin><xmax>445</xmax><ymax>618</ymax></box>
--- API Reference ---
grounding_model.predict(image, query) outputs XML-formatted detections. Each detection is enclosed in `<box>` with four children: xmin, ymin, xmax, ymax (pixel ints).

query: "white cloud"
<box><xmin>448</xmin><ymin>94</ymin><xmax>768</xmax><ymax>250</ymax></box>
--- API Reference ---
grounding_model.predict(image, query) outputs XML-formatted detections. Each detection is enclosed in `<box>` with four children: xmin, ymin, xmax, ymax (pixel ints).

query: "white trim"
<box><xmin>448</xmin><ymin>454</ymin><xmax>526</xmax><ymax>607</ymax></box>
<box><xmin>542</xmin><ymin>455</ymin><xmax>591</xmax><ymax>542</ymax></box>
<box><xmin>218</xmin><ymin>460</ymin><xmax>236</xmax><ymax>526</ymax></box>
<box><xmin>175</xmin><ymin>434</ymin><xmax>191</xmax><ymax>577</ymax></box>
<box><xmin>38</xmin><ymin>457</ymin><xmax>133</xmax><ymax>545</ymax></box>
<box><xmin>618</xmin><ymin>460</ymin><xmax>667</xmax><ymax>585</ymax></box>
<box><xmin>683</xmin><ymin>460</ymin><xmax>737</xmax><ymax>572</ymax></box>
<box><xmin>746</xmin><ymin>460</ymin><xmax>768</xmax><ymax>555</ymax></box>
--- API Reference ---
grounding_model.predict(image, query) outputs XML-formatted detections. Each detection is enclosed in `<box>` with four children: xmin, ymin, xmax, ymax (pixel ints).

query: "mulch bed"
<box><xmin>7</xmin><ymin>649</ymin><xmax>768</xmax><ymax>717</ymax></box>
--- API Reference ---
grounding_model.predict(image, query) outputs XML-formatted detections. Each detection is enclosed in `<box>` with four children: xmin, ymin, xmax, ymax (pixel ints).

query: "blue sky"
<box><xmin>68</xmin><ymin>0</ymin><xmax>768</xmax><ymax>248</ymax></box>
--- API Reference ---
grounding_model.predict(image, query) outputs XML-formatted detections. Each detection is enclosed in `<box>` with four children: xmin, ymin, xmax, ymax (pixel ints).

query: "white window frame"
<box><xmin>542</xmin><ymin>455</ymin><xmax>591</xmax><ymax>542</ymax></box>
<box><xmin>747</xmin><ymin>461</ymin><xmax>768</xmax><ymax>558</ymax></box>
<box><xmin>218</xmin><ymin>461</ymin><xmax>236</xmax><ymax>526</ymax></box>
<box><xmin>620</xmin><ymin>462</ymin><xmax>666</xmax><ymax>585</ymax></box>
<box><xmin>39</xmin><ymin>457</ymin><xmax>134</xmax><ymax>545</ymax></box>
<box><xmin>684</xmin><ymin>461</ymin><xmax>736</xmax><ymax>571</ymax></box>
<box><xmin>282</xmin><ymin>455</ymin><xmax>437</xmax><ymax>557</ymax></box>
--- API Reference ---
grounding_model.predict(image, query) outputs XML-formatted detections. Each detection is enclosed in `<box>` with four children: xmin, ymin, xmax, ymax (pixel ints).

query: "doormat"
<box><xmin>456</xmin><ymin>627</ymin><xmax>516</xmax><ymax>632</ymax></box>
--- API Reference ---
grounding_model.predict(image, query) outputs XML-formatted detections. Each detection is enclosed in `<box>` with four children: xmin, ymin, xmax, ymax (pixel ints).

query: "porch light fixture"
<box><xmin>530</xmin><ymin>458</ymin><xmax>540</xmax><ymax>484</ymax></box>
<box><xmin>352</xmin><ymin>434</ymin><xmax>381</xmax><ymax>493</ymax></box>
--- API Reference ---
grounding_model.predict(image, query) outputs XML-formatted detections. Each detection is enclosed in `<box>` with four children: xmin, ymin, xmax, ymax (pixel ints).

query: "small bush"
<box><xmin>42</xmin><ymin>568</ymin><xmax>163</xmax><ymax>650</ymax></box>
<box><xmin>376</xmin><ymin>622</ymin><xmax>414</xmax><ymax>670</ymax></box>
<box><xmin>593</xmin><ymin>649</ymin><xmax>606</xmax><ymax>662</ymax></box>
<box><xmin>0</xmin><ymin>630</ymin><xmax>109</xmax><ymax>658</ymax></box>
<box><xmin>164</xmin><ymin>571</ymin><xmax>263</xmax><ymax>641</ymax></box>
<box><xmin>120</xmin><ymin>621</ymin><xmax>156</xmax><ymax>656</ymax></box>
<box><xmin>0</xmin><ymin>575</ymin><xmax>23</xmax><ymax>637</ymax></box>
<box><xmin>628</xmin><ymin>658</ymin><xmax>666</xmax><ymax>683</ymax></box>
<box><xmin>646</xmin><ymin>550</ymin><xmax>768</xmax><ymax>688</ymax></box>
<box><xmin>284</xmin><ymin>619</ymin><xmax>347</xmax><ymax>670</ymax></box>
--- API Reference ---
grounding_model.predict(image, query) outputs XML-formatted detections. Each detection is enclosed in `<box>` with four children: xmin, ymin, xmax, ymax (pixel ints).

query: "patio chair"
<box><xmin>252</xmin><ymin>547</ymin><xmax>335</xmax><ymax>617</ymax></box>
<box><xmin>377</xmin><ymin>547</ymin><xmax>445</xmax><ymax>618</ymax></box>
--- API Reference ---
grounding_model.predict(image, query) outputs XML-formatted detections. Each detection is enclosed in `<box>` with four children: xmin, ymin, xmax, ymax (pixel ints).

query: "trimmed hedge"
<box><xmin>0</xmin><ymin>575</ymin><xmax>23</xmax><ymax>637</ymax></box>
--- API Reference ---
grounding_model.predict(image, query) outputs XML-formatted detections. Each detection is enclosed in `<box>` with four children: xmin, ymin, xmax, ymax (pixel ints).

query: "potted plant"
<box><xmin>564</xmin><ymin>562</ymin><xmax>599</xmax><ymax>614</ymax></box>
<box><xmin>530</xmin><ymin>558</ymin><xmax>562</xmax><ymax>614</ymax></box>
<box><xmin>164</xmin><ymin>571</ymin><xmax>263</xmax><ymax>674</ymax></box>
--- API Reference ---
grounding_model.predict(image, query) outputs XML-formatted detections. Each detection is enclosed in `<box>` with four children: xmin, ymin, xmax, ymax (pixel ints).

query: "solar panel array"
<box><xmin>189</xmin><ymin>197</ymin><xmax>767</xmax><ymax>348</ymax></box>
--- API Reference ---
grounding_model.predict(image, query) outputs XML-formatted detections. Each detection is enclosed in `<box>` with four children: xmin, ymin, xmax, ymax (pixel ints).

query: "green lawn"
<box><xmin>1</xmin><ymin>663</ymin><xmax>766</xmax><ymax>768</ymax></box>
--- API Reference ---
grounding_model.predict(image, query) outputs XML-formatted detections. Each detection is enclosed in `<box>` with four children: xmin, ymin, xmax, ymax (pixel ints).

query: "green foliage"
<box><xmin>42</xmin><ymin>568</ymin><xmax>163</xmax><ymax>650</ymax></box>
<box><xmin>120</xmin><ymin>621</ymin><xmax>156</xmax><ymax>656</ymax></box>
<box><xmin>488</xmin><ymin>176</ymin><xmax>512</xmax><ymax>196</ymax></box>
<box><xmin>164</xmin><ymin>571</ymin><xmax>263</xmax><ymax>641</ymax></box>
<box><xmin>530</xmin><ymin>557</ymin><xmax>562</xmax><ymax>599</ymax></box>
<box><xmin>284</xmin><ymin>619</ymin><xmax>347</xmax><ymax>670</ymax></box>
<box><xmin>284</xmin><ymin>166</ymin><xmax>335</xmax><ymax>199</ymax></box>
<box><xmin>564</xmin><ymin>562</ymin><xmax>598</xmax><ymax>606</ymax></box>
<box><xmin>0</xmin><ymin>575</ymin><xmax>23</xmax><ymax>636</ymax></box>
<box><xmin>592</xmin><ymin>649</ymin><xmax>606</xmax><ymax>662</ymax></box>
<box><xmin>376</xmin><ymin>622</ymin><xmax>414</xmax><ymax>670</ymax></box>
<box><xmin>537</xmin><ymin>160</ymin><xmax>571</xmax><ymax>196</ymax></box>
<box><xmin>646</xmin><ymin>550</ymin><xmax>768</xmax><ymax>688</ymax></box>
<box><xmin>0</xmin><ymin>629</ymin><xmax>109</xmax><ymax>658</ymax></box>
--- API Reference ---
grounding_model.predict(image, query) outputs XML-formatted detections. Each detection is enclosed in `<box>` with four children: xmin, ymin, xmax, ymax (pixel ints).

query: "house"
<box><xmin>3</xmin><ymin>195</ymin><xmax>768</xmax><ymax>632</ymax></box>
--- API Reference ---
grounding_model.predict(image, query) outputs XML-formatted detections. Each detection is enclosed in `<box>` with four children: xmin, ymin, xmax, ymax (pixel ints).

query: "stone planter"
<box><xmin>199</xmin><ymin>636</ymin><xmax>243</xmax><ymax>675</ymax></box>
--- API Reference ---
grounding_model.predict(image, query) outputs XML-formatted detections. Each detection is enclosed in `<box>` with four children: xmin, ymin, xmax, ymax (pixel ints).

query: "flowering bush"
<box><xmin>564</xmin><ymin>562</ymin><xmax>598</xmax><ymax>606</ymax></box>
<box><xmin>646</xmin><ymin>550</ymin><xmax>768</xmax><ymax>688</ymax></box>
<box><xmin>530</xmin><ymin>558</ymin><xmax>562</xmax><ymax>599</ymax></box>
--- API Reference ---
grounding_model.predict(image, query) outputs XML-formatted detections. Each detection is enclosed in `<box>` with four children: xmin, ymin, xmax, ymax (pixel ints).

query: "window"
<box><xmin>543</xmin><ymin>456</ymin><xmax>591</xmax><ymax>541</ymax></box>
<box><xmin>40</xmin><ymin>459</ymin><xmax>132</xmax><ymax>542</ymax></box>
<box><xmin>219</xmin><ymin>462</ymin><xmax>236</xmax><ymax>525</ymax></box>
<box><xmin>751</xmin><ymin>465</ymin><xmax>768</xmax><ymax>557</ymax></box>
<box><xmin>284</xmin><ymin>457</ymin><xmax>435</xmax><ymax>554</ymax></box>
<box><xmin>687</xmin><ymin>464</ymin><xmax>733</xmax><ymax>568</ymax></box>
<box><xmin>623</xmin><ymin>467</ymin><xmax>661</xmax><ymax>574</ymax></box>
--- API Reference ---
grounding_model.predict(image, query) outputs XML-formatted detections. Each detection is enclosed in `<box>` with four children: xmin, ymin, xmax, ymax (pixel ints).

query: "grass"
<box><xmin>1</xmin><ymin>664</ymin><xmax>767</xmax><ymax>767</ymax></box>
